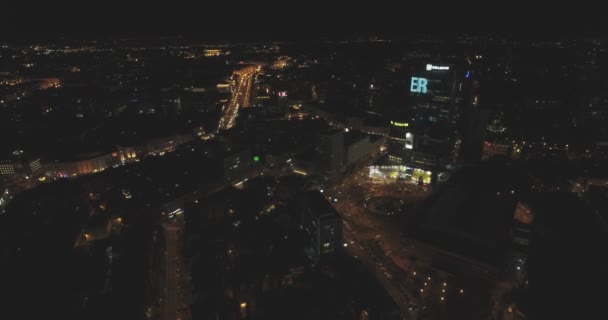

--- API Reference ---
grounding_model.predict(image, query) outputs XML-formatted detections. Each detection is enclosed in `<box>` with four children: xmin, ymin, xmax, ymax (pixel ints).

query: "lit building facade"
<box><xmin>45</xmin><ymin>154</ymin><xmax>115</xmax><ymax>178</ymax></box>
<box><xmin>0</xmin><ymin>162</ymin><xmax>15</xmax><ymax>175</ymax></box>
<box><xmin>299</xmin><ymin>191</ymin><xmax>342</xmax><ymax>263</ymax></box>
<box><xmin>222</xmin><ymin>148</ymin><xmax>252</xmax><ymax>181</ymax></box>
<box><xmin>204</xmin><ymin>49</ymin><xmax>224</xmax><ymax>57</ymax></box>
<box><xmin>368</xmin><ymin>165</ymin><xmax>433</xmax><ymax>185</ymax></box>
<box><xmin>141</xmin><ymin>134</ymin><xmax>193</xmax><ymax>156</ymax></box>
<box><xmin>43</xmin><ymin>134</ymin><xmax>191</xmax><ymax>178</ymax></box>
<box><xmin>378</xmin><ymin>62</ymin><xmax>479</xmax><ymax>185</ymax></box>
<box><xmin>0</xmin><ymin>157</ymin><xmax>42</xmax><ymax>177</ymax></box>
<box><xmin>384</xmin><ymin>120</ymin><xmax>451</xmax><ymax>186</ymax></box>
<box><xmin>482</xmin><ymin>141</ymin><xmax>512</xmax><ymax>160</ymax></box>
<box><xmin>272</xmin><ymin>56</ymin><xmax>292</xmax><ymax>69</ymax></box>
<box><xmin>409</xmin><ymin>63</ymin><xmax>460</xmax><ymax>126</ymax></box>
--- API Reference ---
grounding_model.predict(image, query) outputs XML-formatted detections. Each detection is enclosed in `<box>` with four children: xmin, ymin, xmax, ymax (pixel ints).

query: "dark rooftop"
<box><xmin>344</xmin><ymin>131</ymin><xmax>368</xmax><ymax>147</ymax></box>
<box><xmin>320</xmin><ymin>127</ymin><xmax>343</xmax><ymax>136</ymax></box>
<box><xmin>408</xmin><ymin>163</ymin><xmax>522</xmax><ymax>264</ymax></box>
<box><xmin>300</xmin><ymin>190</ymin><xmax>341</xmax><ymax>220</ymax></box>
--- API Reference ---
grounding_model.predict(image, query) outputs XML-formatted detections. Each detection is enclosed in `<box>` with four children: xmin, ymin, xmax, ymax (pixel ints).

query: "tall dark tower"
<box><xmin>315</xmin><ymin>128</ymin><xmax>345</xmax><ymax>175</ymax></box>
<box><xmin>459</xmin><ymin>68</ymin><xmax>490</xmax><ymax>164</ymax></box>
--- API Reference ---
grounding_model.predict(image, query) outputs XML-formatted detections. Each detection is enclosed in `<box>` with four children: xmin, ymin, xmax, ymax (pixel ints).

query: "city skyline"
<box><xmin>1</xmin><ymin>21</ymin><xmax>607</xmax><ymax>320</ymax></box>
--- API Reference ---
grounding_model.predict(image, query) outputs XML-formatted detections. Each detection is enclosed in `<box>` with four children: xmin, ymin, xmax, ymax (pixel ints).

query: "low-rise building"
<box><xmin>0</xmin><ymin>153</ymin><xmax>43</xmax><ymax>178</ymax></box>
<box><xmin>344</xmin><ymin>132</ymin><xmax>385</xmax><ymax>166</ymax></box>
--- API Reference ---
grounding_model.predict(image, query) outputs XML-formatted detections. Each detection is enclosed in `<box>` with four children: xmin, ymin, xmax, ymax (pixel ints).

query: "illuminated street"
<box><xmin>218</xmin><ymin>66</ymin><xmax>258</xmax><ymax>131</ymax></box>
<box><xmin>161</xmin><ymin>210</ymin><xmax>191</xmax><ymax>320</ymax></box>
<box><xmin>326</xmin><ymin>167</ymin><xmax>432</xmax><ymax>317</ymax></box>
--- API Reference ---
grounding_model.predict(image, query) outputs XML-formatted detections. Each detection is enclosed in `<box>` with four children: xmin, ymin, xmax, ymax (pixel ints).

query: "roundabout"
<box><xmin>367</xmin><ymin>196</ymin><xmax>404</xmax><ymax>216</ymax></box>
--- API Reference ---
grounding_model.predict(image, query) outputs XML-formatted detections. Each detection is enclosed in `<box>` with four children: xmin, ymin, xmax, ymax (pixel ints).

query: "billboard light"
<box><xmin>390</xmin><ymin>121</ymin><xmax>409</xmax><ymax>127</ymax></box>
<box><xmin>426</xmin><ymin>64</ymin><xmax>450</xmax><ymax>71</ymax></box>
<box><xmin>405</xmin><ymin>132</ymin><xmax>414</xmax><ymax>149</ymax></box>
<box><xmin>293</xmin><ymin>169</ymin><xmax>307</xmax><ymax>176</ymax></box>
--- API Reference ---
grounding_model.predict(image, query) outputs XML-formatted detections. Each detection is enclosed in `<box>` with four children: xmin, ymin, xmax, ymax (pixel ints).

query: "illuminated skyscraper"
<box><xmin>408</xmin><ymin>63</ymin><xmax>460</xmax><ymax>126</ymax></box>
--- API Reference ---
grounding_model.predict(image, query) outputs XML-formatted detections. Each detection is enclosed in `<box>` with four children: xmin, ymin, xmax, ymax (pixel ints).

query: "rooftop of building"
<box><xmin>320</xmin><ymin>127</ymin><xmax>343</xmax><ymax>136</ymax></box>
<box><xmin>369</xmin><ymin>134</ymin><xmax>384</xmax><ymax>143</ymax></box>
<box><xmin>344</xmin><ymin>131</ymin><xmax>368</xmax><ymax>147</ymax></box>
<box><xmin>300</xmin><ymin>190</ymin><xmax>341</xmax><ymax>221</ymax></box>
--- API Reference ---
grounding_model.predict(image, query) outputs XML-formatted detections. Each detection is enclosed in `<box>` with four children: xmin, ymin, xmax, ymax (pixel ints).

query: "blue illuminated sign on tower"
<box><xmin>410</xmin><ymin>77</ymin><xmax>428</xmax><ymax>94</ymax></box>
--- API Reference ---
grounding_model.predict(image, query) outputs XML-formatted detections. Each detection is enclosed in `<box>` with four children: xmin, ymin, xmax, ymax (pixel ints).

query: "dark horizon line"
<box><xmin>3</xmin><ymin>30</ymin><xmax>607</xmax><ymax>43</ymax></box>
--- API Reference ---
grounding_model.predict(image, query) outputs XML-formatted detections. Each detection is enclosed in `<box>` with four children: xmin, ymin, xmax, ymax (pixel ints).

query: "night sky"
<box><xmin>3</xmin><ymin>2</ymin><xmax>607</xmax><ymax>41</ymax></box>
